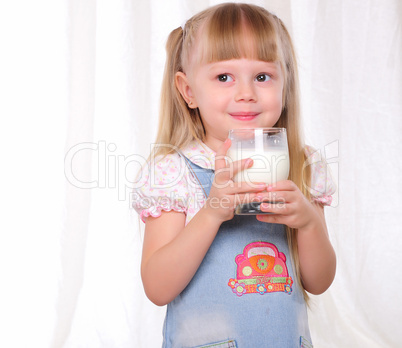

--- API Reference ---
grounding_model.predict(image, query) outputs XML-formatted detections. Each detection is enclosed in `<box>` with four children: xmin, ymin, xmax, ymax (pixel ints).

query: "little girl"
<box><xmin>133</xmin><ymin>3</ymin><xmax>336</xmax><ymax>347</ymax></box>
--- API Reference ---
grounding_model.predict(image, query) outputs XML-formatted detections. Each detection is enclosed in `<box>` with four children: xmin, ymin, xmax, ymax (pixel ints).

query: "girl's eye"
<box><xmin>217</xmin><ymin>74</ymin><xmax>233</xmax><ymax>82</ymax></box>
<box><xmin>255</xmin><ymin>74</ymin><xmax>271</xmax><ymax>82</ymax></box>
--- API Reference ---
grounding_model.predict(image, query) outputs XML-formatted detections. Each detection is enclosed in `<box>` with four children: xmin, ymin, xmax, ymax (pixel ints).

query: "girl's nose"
<box><xmin>235</xmin><ymin>81</ymin><xmax>257</xmax><ymax>102</ymax></box>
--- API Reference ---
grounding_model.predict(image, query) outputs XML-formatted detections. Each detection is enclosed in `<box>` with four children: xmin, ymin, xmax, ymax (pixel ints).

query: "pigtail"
<box><xmin>154</xmin><ymin>26</ymin><xmax>205</xmax><ymax>157</ymax></box>
<box><xmin>155</xmin><ymin>27</ymin><xmax>185</xmax><ymax>154</ymax></box>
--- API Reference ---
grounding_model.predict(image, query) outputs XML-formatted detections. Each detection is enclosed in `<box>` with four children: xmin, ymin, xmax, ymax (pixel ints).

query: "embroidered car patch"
<box><xmin>228</xmin><ymin>241</ymin><xmax>293</xmax><ymax>296</ymax></box>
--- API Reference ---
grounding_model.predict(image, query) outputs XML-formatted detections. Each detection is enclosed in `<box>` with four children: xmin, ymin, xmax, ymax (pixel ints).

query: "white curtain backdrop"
<box><xmin>0</xmin><ymin>0</ymin><xmax>401</xmax><ymax>347</ymax></box>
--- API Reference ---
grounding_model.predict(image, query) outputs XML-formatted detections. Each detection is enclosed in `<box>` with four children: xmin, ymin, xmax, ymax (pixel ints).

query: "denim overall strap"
<box><xmin>163</xmin><ymin>156</ymin><xmax>312</xmax><ymax>348</ymax></box>
<box><xmin>180</xmin><ymin>154</ymin><xmax>215</xmax><ymax>198</ymax></box>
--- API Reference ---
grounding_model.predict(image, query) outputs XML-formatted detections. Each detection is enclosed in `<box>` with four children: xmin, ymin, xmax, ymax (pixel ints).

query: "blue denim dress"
<box><xmin>162</xmin><ymin>157</ymin><xmax>313</xmax><ymax>348</ymax></box>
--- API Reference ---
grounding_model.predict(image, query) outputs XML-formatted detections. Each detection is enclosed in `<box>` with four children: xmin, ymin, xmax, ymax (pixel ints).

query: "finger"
<box><xmin>256</xmin><ymin>213</ymin><xmax>282</xmax><ymax>224</ymax></box>
<box><xmin>260</xmin><ymin>191</ymin><xmax>290</xmax><ymax>204</ymax></box>
<box><xmin>230</xmin><ymin>157</ymin><xmax>254</xmax><ymax>178</ymax></box>
<box><xmin>216</xmin><ymin>157</ymin><xmax>255</xmax><ymax>185</ymax></box>
<box><xmin>259</xmin><ymin>201</ymin><xmax>288</xmax><ymax>214</ymax></box>
<box><xmin>211</xmin><ymin>178</ymin><xmax>266</xmax><ymax>195</ymax></box>
<box><xmin>214</xmin><ymin>139</ymin><xmax>232</xmax><ymax>172</ymax></box>
<box><xmin>267</xmin><ymin>180</ymin><xmax>298</xmax><ymax>192</ymax></box>
<box><xmin>228</xmin><ymin>182</ymin><xmax>267</xmax><ymax>194</ymax></box>
<box><xmin>215</xmin><ymin>139</ymin><xmax>255</xmax><ymax>184</ymax></box>
<box><xmin>214</xmin><ymin>139</ymin><xmax>235</xmax><ymax>184</ymax></box>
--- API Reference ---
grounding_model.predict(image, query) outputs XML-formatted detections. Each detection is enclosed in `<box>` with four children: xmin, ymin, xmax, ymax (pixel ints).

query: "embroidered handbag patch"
<box><xmin>228</xmin><ymin>241</ymin><xmax>293</xmax><ymax>296</ymax></box>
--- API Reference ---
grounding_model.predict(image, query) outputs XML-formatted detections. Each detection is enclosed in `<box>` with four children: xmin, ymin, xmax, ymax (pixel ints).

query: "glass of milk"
<box><xmin>227</xmin><ymin>128</ymin><xmax>289</xmax><ymax>215</ymax></box>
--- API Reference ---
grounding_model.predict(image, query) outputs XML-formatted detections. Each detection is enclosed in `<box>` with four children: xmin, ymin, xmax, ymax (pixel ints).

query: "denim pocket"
<box><xmin>193</xmin><ymin>339</ymin><xmax>237</xmax><ymax>348</ymax></box>
<box><xmin>300</xmin><ymin>336</ymin><xmax>313</xmax><ymax>348</ymax></box>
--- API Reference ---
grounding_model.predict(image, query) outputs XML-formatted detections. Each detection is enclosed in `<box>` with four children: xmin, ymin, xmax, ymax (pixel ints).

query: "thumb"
<box><xmin>214</xmin><ymin>139</ymin><xmax>231</xmax><ymax>172</ymax></box>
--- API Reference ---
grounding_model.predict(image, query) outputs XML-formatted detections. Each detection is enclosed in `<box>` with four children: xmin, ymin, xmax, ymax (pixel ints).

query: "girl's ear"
<box><xmin>175</xmin><ymin>72</ymin><xmax>198</xmax><ymax>109</ymax></box>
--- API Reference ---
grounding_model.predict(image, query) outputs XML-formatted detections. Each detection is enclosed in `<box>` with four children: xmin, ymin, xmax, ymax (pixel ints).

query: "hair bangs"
<box><xmin>199</xmin><ymin>4</ymin><xmax>281</xmax><ymax>64</ymax></box>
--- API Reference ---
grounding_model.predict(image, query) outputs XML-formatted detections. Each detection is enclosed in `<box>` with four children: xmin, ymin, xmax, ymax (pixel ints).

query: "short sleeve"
<box><xmin>131</xmin><ymin>154</ymin><xmax>190</xmax><ymax>222</ymax></box>
<box><xmin>305</xmin><ymin>145</ymin><xmax>337</xmax><ymax>206</ymax></box>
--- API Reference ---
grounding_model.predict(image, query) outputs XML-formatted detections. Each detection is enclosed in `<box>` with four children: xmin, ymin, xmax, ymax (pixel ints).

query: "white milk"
<box><xmin>227</xmin><ymin>148</ymin><xmax>289</xmax><ymax>185</ymax></box>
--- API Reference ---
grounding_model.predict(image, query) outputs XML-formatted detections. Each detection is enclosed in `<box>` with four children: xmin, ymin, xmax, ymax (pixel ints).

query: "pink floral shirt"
<box><xmin>132</xmin><ymin>141</ymin><xmax>336</xmax><ymax>225</ymax></box>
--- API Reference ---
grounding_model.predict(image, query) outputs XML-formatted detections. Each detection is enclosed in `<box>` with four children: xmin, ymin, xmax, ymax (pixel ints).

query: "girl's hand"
<box><xmin>256</xmin><ymin>180</ymin><xmax>321</xmax><ymax>231</ymax></box>
<box><xmin>205</xmin><ymin>139</ymin><xmax>267</xmax><ymax>223</ymax></box>
<box><xmin>256</xmin><ymin>180</ymin><xmax>336</xmax><ymax>294</ymax></box>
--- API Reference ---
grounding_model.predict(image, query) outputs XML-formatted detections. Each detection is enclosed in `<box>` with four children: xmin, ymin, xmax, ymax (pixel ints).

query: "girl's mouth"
<box><xmin>229</xmin><ymin>112</ymin><xmax>260</xmax><ymax>121</ymax></box>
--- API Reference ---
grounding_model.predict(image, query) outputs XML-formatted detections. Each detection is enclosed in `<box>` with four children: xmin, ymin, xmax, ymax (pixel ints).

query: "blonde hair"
<box><xmin>154</xmin><ymin>2</ymin><xmax>311</xmax><ymax>300</ymax></box>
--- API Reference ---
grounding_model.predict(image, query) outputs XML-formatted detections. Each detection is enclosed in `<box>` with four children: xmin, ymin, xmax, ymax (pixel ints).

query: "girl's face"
<box><xmin>176</xmin><ymin>58</ymin><xmax>284</xmax><ymax>152</ymax></box>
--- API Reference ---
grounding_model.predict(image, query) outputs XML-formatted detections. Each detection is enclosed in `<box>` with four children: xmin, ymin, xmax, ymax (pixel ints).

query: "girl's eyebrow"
<box><xmin>206</xmin><ymin>60</ymin><xmax>281</xmax><ymax>72</ymax></box>
<box><xmin>205</xmin><ymin>63</ymin><xmax>231</xmax><ymax>74</ymax></box>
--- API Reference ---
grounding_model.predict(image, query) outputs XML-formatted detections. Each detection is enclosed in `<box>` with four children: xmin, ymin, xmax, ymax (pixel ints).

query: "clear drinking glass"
<box><xmin>227</xmin><ymin>128</ymin><xmax>290</xmax><ymax>215</ymax></box>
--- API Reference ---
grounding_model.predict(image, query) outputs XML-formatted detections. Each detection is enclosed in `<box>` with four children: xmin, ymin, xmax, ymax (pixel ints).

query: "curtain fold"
<box><xmin>52</xmin><ymin>1</ymin><xmax>97</xmax><ymax>346</ymax></box>
<box><xmin>0</xmin><ymin>0</ymin><xmax>401</xmax><ymax>347</ymax></box>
